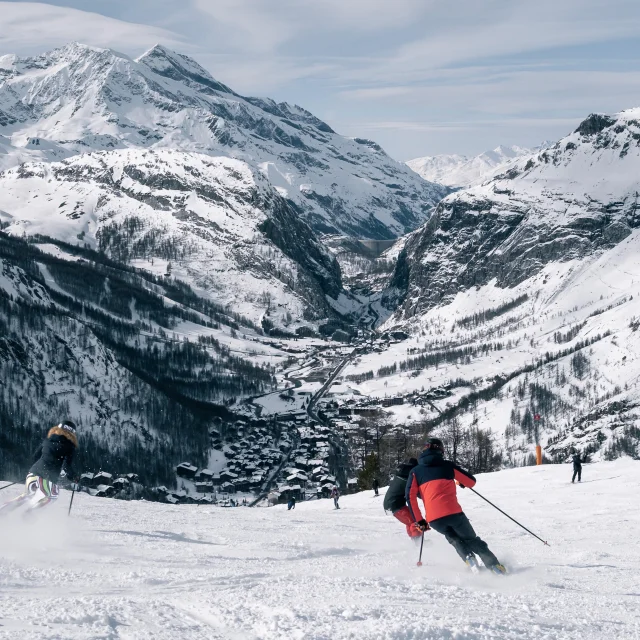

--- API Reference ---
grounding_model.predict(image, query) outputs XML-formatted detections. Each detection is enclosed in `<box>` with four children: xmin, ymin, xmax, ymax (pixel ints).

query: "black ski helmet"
<box><xmin>408</xmin><ymin>457</ymin><xmax>418</xmax><ymax>466</ymax></box>
<box><xmin>60</xmin><ymin>420</ymin><xmax>77</xmax><ymax>435</ymax></box>
<box><xmin>424</xmin><ymin>437</ymin><xmax>444</xmax><ymax>453</ymax></box>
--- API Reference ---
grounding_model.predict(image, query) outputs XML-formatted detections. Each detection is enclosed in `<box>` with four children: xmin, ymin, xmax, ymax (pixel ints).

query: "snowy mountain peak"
<box><xmin>406</xmin><ymin>144</ymin><xmax>532</xmax><ymax>188</ymax></box>
<box><xmin>136</xmin><ymin>44</ymin><xmax>235</xmax><ymax>95</ymax></box>
<box><xmin>488</xmin><ymin>144</ymin><xmax>527</xmax><ymax>161</ymax></box>
<box><xmin>0</xmin><ymin>42</ymin><xmax>447</xmax><ymax>238</ymax></box>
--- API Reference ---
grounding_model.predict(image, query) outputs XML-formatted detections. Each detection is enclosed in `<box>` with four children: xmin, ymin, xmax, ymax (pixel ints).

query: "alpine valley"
<box><xmin>1</xmin><ymin>42</ymin><xmax>639</xmax><ymax>503</ymax></box>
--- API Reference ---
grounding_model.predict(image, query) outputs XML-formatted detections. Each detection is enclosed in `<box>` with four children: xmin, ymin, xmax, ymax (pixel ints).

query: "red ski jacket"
<box><xmin>405</xmin><ymin>450</ymin><xmax>476</xmax><ymax>523</ymax></box>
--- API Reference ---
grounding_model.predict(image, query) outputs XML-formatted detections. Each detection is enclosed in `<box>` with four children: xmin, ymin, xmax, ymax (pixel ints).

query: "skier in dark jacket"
<box><xmin>0</xmin><ymin>420</ymin><xmax>78</xmax><ymax>514</ymax></box>
<box><xmin>383</xmin><ymin>458</ymin><xmax>422</xmax><ymax>539</ymax></box>
<box><xmin>572</xmin><ymin>453</ymin><xmax>582</xmax><ymax>483</ymax></box>
<box><xmin>372</xmin><ymin>478</ymin><xmax>380</xmax><ymax>496</ymax></box>
<box><xmin>287</xmin><ymin>497</ymin><xmax>296</xmax><ymax>510</ymax></box>
<box><xmin>406</xmin><ymin>438</ymin><xmax>507</xmax><ymax>575</ymax></box>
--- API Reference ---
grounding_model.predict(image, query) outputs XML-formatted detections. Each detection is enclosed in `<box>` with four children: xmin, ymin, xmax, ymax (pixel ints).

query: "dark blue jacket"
<box><xmin>383</xmin><ymin>461</ymin><xmax>415</xmax><ymax>513</ymax></box>
<box><xmin>30</xmin><ymin>426</ymin><xmax>77</xmax><ymax>483</ymax></box>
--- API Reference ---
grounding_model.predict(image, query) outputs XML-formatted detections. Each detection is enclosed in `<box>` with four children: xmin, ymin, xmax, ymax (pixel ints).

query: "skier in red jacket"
<box><xmin>405</xmin><ymin>438</ymin><xmax>507</xmax><ymax>575</ymax></box>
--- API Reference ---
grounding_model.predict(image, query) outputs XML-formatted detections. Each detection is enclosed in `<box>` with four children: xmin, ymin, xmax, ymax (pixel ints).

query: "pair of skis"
<box><xmin>0</xmin><ymin>482</ymin><xmax>76</xmax><ymax>516</ymax></box>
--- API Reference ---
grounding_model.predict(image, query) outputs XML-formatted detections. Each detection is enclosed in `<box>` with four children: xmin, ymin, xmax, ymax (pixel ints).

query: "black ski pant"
<box><xmin>429</xmin><ymin>512</ymin><xmax>499</xmax><ymax>568</ymax></box>
<box><xmin>572</xmin><ymin>467</ymin><xmax>582</xmax><ymax>482</ymax></box>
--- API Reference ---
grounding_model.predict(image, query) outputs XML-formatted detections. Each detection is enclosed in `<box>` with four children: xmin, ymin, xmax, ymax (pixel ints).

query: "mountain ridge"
<box><xmin>406</xmin><ymin>144</ymin><xmax>547</xmax><ymax>188</ymax></box>
<box><xmin>0</xmin><ymin>41</ymin><xmax>448</xmax><ymax>240</ymax></box>
<box><xmin>337</xmin><ymin>107</ymin><xmax>640</xmax><ymax>463</ymax></box>
<box><xmin>0</xmin><ymin>148</ymin><xmax>347</xmax><ymax>331</ymax></box>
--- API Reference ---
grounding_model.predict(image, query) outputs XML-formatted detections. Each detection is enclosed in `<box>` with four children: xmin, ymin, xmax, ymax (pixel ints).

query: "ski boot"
<box><xmin>490</xmin><ymin>563</ymin><xmax>508</xmax><ymax>576</ymax></box>
<box><xmin>464</xmin><ymin>554</ymin><xmax>480</xmax><ymax>574</ymax></box>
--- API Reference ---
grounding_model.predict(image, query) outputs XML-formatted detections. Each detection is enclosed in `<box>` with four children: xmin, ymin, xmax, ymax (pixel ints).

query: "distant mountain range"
<box><xmin>0</xmin><ymin>42</ymin><xmax>448</xmax><ymax>240</ymax></box>
<box><xmin>3</xmin><ymin>40</ymin><xmax>638</xmax><ymax>481</ymax></box>
<box><xmin>406</xmin><ymin>144</ymin><xmax>551</xmax><ymax>188</ymax></box>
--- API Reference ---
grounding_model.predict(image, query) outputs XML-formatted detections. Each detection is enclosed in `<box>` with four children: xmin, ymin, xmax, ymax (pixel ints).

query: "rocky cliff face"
<box><xmin>393</xmin><ymin>110</ymin><xmax>640</xmax><ymax>319</ymax></box>
<box><xmin>0</xmin><ymin>43</ymin><xmax>447</xmax><ymax>239</ymax></box>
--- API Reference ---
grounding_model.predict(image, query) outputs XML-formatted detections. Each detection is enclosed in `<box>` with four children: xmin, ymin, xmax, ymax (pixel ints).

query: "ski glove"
<box><xmin>416</xmin><ymin>519</ymin><xmax>430</xmax><ymax>532</ymax></box>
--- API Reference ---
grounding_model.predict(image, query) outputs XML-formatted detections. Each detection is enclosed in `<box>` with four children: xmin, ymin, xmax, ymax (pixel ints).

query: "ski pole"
<box><xmin>0</xmin><ymin>482</ymin><xmax>18</xmax><ymax>492</ymax></box>
<box><xmin>469</xmin><ymin>488</ymin><xmax>549</xmax><ymax>546</ymax></box>
<box><xmin>68</xmin><ymin>488</ymin><xmax>76</xmax><ymax>516</ymax></box>
<box><xmin>417</xmin><ymin>532</ymin><xmax>424</xmax><ymax>567</ymax></box>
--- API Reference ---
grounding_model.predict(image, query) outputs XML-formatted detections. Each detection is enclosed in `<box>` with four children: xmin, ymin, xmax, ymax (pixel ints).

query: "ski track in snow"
<box><xmin>1</xmin><ymin>460</ymin><xmax>639</xmax><ymax>639</ymax></box>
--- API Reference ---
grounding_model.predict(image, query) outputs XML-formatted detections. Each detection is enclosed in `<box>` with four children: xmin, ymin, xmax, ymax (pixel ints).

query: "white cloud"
<box><xmin>193</xmin><ymin>0</ymin><xmax>428</xmax><ymax>46</ymax></box>
<box><xmin>0</xmin><ymin>2</ymin><xmax>182</xmax><ymax>55</ymax></box>
<box><xmin>341</xmin><ymin>68</ymin><xmax>640</xmax><ymax>117</ymax></box>
<box><xmin>357</xmin><ymin>117</ymin><xmax>582</xmax><ymax>133</ymax></box>
<box><xmin>195</xmin><ymin>53</ymin><xmax>337</xmax><ymax>94</ymax></box>
<box><xmin>335</xmin><ymin>0</ymin><xmax>640</xmax><ymax>86</ymax></box>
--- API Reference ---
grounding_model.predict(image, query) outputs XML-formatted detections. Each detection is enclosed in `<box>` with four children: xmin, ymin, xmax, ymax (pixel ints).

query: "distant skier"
<box><xmin>406</xmin><ymin>438</ymin><xmax>507</xmax><ymax>575</ymax></box>
<box><xmin>0</xmin><ymin>420</ymin><xmax>78</xmax><ymax>515</ymax></box>
<box><xmin>383</xmin><ymin>458</ymin><xmax>422</xmax><ymax>539</ymax></box>
<box><xmin>287</xmin><ymin>496</ymin><xmax>296</xmax><ymax>510</ymax></box>
<box><xmin>331</xmin><ymin>486</ymin><xmax>340</xmax><ymax>509</ymax></box>
<box><xmin>372</xmin><ymin>478</ymin><xmax>380</xmax><ymax>496</ymax></box>
<box><xmin>572</xmin><ymin>452</ymin><xmax>583</xmax><ymax>483</ymax></box>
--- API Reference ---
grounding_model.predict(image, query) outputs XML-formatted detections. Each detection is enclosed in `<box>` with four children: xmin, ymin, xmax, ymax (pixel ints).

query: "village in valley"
<box><xmin>69</xmin><ymin>327</ymin><xmax>432</xmax><ymax>507</ymax></box>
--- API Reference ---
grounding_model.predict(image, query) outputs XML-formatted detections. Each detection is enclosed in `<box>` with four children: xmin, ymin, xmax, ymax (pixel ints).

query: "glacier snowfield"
<box><xmin>1</xmin><ymin>459</ymin><xmax>639</xmax><ymax>640</ymax></box>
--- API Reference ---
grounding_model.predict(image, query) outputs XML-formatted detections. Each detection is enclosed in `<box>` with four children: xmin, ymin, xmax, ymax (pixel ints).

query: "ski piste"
<box><xmin>2</xmin><ymin>459</ymin><xmax>637</xmax><ymax>639</ymax></box>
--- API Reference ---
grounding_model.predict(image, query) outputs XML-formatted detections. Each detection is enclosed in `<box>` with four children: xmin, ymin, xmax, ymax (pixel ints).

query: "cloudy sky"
<box><xmin>1</xmin><ymin>0</ymin><xmax>639</xmax><ymax>159</ymax></box>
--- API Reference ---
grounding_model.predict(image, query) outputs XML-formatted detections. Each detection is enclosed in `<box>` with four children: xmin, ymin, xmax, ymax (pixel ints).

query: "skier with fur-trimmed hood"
<box><xmin>1</xmin><ymin>420</ymin><xmax>78</xmax><ymax>514</ymax></box>
<box><xmin>406</xmin><ymin>438</ymin><xmax>507</xmax><ymax>575</ymax></box>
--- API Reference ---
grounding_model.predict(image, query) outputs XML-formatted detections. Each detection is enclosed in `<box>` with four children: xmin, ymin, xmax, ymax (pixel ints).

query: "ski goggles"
<box><xmin>59</xmin><ymin>422</ymin><xmax>77</xmax><ymax>435</ymax></box>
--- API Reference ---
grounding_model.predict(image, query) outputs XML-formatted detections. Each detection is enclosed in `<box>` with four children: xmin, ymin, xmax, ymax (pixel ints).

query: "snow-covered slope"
<box><xmin>0</xmin><ymin>149</ymin><xmax>343</xmax><ymax>330</ymax></box>
<box><xmin>407</xmin><ymin>144</ymin><xmax>533</xmax><ymax>188</ymax></box>
<box><xmin>2</xmin><ymin>459</ymin><xmax>639</xmax><ymax>639</ymax></box>
<box><xmin>336</xmin><ymin>110</ymin><xmax>640</xmax><ymax>462</ymax></box>
<box><xmin>0</xmin><ymin>42</ymin><xmax>448</xmax><ymax>239</ymax></box>
<box><xmin>395</xmin><ymin>111</ymin><xmax>640</xmax><ymax>318</ymax></box>
<box><xmin>0</xmin><ymin>231</ymin><xmax>284</xmax><ymax>485</ymax></box>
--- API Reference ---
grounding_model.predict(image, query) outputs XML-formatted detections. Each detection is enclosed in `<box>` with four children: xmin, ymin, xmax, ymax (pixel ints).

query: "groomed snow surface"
<box><xmin>1</xmin><ymin>459</ymin><xmax>639</xmax><ymax>639</ymax></box>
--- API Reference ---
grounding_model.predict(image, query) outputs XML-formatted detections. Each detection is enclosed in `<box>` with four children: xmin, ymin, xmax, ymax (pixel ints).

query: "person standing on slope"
<box><xmin>287</xmin><ymin>496</ymin><xmax>296</xmax><ymax>510</ymax></box>
<box><xmin>372</xmin><ymin>477</ymin><xmax>380</xmax><ymax>496</ymax></box>
<box><xmin>331</xmin><ymin>486</ymin><xmax>340</xmax><ymax>509</ymax></box>
<box><xmin>0</xmin><ymin>420</ymin><xmax>78</xmax><ymax>515</ymax></box>
<box><xmin>571</xmin><ymin>452</ymin><xmax>583</xmax><ymax>483</ymax></box>
<box><xmin>406</xmin><ymin>438</ymin><xmax>507</xmax><ymax>575</ymax></box>
<box><xmin>383</xmin><ymin>458</ymin><xmax>422</xmax><ymax>539</ymax></box>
